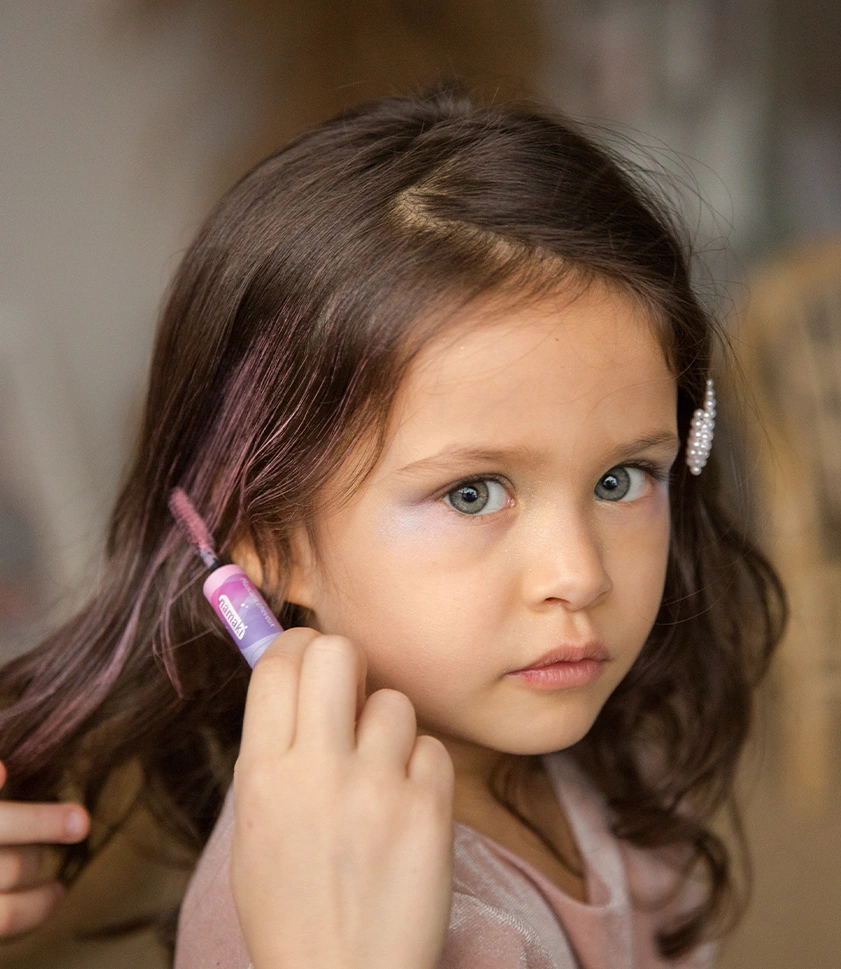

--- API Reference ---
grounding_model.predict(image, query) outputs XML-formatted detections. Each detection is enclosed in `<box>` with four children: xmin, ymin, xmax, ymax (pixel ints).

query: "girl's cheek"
<box><xmin>602</xmin><ymin>480</ymin><xmax>671</xmax><ymax>528</ymax></box>
<box><xmin>374</xmin><ymin>502</ymin><xmax>433</xmax><ymax>540</ymax></box>
<box><xmin>376</xmin><ymin>500</ymin><xmax>509</xmax><ymax>561</ymax></box>
<box><xmin>595</xmin><ymin>490</ymin><xmax>671</xmax><ymax>577</ymax></box>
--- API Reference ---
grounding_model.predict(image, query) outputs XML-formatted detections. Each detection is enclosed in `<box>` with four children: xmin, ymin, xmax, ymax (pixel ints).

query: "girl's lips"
<box><xmin>505</xmin><ymin>643</ymin><xmax>609</xmax><ymax>690</ymax></box>
<box><xmin>509</xmin><ymin>642</ymin><xmax>610</xmax><ymax>672</ymax></box>
<box><xmin>506</xmin><ymin>658</ymin><xmax>606</xmax><ymax>689</ymax></box>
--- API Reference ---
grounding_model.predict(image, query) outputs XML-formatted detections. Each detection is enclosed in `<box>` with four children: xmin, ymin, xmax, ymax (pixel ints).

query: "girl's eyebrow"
<box><xmin>604</xmin><ymin>432</ymin><xmax>681</xmax><ymax>464</ymax></box>
<box><xmin>394</xmin><ymin>444</ymin><xmax>540</xmax><ymax>477</ymax></box>
<box><xmin>394</xmin><ymin>433</ymin><xmax>680</xmax><ymax>477</ymax></box>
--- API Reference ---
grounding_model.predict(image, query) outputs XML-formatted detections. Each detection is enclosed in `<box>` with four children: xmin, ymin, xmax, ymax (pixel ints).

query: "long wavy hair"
<box><xmin>0</xmin><ymin>88</ymin><xmax>784</xmax><ymax>958</ymax></box>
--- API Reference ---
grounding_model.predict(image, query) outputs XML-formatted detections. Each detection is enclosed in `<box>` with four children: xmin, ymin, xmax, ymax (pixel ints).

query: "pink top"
<box><xmin>175</xmin><ymin>753</ymin><xmax>715</xmax><ymax>969</ymax></box>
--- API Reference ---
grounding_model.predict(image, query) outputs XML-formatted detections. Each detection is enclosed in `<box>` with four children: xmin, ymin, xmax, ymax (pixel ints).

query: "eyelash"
<box><xmin>438</xmin><ymin>461</ymin><xmax>672</xmax><ymax>513</ymax></box>
<box><xmin>623</xmin><ymin>460</ymin><xmax>671</xmax><ymax>486</ymax></box>
<box><xmin>439</xmin><ymin>474</ymin><xmax>510</xmax><ymax>509</ymax></box>
<box><xmin>444</xmin><ymin>473</ymin><xmax>507</xmax><ymax>493</ymax></box>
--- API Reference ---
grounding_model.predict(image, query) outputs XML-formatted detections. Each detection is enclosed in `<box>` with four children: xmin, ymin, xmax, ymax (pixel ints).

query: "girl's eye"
<box><xmin>594</xmin><ymin>466</ymin><xmax>648</xmax><ymax>502</ymax></box>
<box><xmin>444</xmin><ymin>478</ymin><xmax>510</xmax><ymax>516</ymax></box>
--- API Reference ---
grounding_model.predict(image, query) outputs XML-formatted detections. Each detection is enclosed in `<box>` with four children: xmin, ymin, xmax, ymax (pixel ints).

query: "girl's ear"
<box><xmin>283</xmin><ymin>525</ymin><xmax>319</xmax><ymax>611</ymax></box>
<box><xmin>231</xmin><ymin>527</ymin><xmax>319</xmax><ymax>612</ymax></box>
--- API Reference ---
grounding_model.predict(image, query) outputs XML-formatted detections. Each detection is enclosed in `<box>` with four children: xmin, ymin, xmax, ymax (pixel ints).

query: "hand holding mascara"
<box><xmin>169</xmin><ymin>489</ymin><xmax>455</xmax><ymax>969</ymax></box>
<box><xmin>169</xmin><ymin>488</ymin><xmax>282</xmax><ymax>668</ymax></box>
<box><xmin>228</xmin><ymin>629</ymin><xmax>455</xmax><ymax>969</ymax></box>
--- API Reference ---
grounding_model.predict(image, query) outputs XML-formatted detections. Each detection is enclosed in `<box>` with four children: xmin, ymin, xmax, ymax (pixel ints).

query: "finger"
<box><xmin>355</xmin><ymin>689</ymin><xmax>418</xmax><ymax>773</ymax></box>
<box><xmin>0</xmin><ymin>802</ymin><xmax>89</xmax><ymax>846</ymax></box>
<box><xmin>296</xmin><ymin>635</ymin><xmax>363</xmax><ymax>753</ymax></box>
<box><xmin>0</xmin><ymin>762</ymin><xmax>7</xmax><ymax>791</ymax></box>
<box><xmin>0</xmin><ymin>847</ymin><xmax>50</xmax><ymax>892</ymax></box>
<box><xmin>0</xmin><ymin>882</ymin><xmax>65</xmax><ymax>939</ymax></box>
<box><xmin>408</xmin><ymin>735</ymin><xmax>456</xmax><ymax>798</ymax></box>
<box><xmin>240</xmin><ymin>628</ymin><xmax>317</xmax><ymax>759</ymax></box>
<box><xmin>355</xmin><ymin>655</ymin><xmax>368</xmax><ymax>724</ymax></box>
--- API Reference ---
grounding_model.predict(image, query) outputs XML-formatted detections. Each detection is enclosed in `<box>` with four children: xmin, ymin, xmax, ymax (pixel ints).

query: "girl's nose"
<box><xmin>522</xmin><ymin>514</ymin><xmax>612</xmax><ymax>613</ymax></box>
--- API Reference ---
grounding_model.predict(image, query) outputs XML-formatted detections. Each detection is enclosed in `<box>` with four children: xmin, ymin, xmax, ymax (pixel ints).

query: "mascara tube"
<box><xmin>203</xmin><ymin>565</ymin><xmax>283</xmax><ymax>668</ymax></box>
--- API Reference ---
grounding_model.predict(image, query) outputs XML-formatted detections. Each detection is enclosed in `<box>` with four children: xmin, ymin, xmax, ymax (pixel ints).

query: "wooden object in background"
<box><xmin>739</xmin><ymin>241</ymin><xmax>841</xmax><ymax>809</ymax></box>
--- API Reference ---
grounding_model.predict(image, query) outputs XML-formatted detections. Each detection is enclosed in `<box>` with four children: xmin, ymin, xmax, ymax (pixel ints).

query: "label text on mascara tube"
<box><xmin>219</xmin><ymin>594</ymin><xmax>248</xmax><ymax>640</ymax></box>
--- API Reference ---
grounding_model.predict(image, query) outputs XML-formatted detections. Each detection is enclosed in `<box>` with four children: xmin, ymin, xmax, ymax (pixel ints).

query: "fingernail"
<box><xmin>65</xmin><ymin>810</ymin><xmax>87</xmax><ymax>840</ymax></box>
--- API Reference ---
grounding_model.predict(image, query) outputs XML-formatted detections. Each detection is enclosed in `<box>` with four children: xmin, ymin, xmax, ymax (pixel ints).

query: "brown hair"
<box><xmin>0</xmin><ymin>87</ymin><xmax>784</xmax><ymax>957</ymax></box>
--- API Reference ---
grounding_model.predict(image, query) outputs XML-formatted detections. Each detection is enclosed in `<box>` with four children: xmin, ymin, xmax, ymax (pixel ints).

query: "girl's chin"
<box><xmin>416</xmin><ymin>700</ymin><xmax>603</xmax><ymax>758</ymax></box>
<box><xmin>456</xmin><ymin>725</ymin><xmax>597</xmax><ymax>759</ymax></box>
<box><xmin>487</xmin><ymin>717</ymin><xmax>601</xmax><ymax>757</ymax></box>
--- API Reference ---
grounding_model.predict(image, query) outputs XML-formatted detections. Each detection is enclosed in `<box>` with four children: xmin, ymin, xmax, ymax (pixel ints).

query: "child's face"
<box><xmin>287</xmin><ymin>282</ymin><xmax>679</xmax><ymax>762</ymax></box>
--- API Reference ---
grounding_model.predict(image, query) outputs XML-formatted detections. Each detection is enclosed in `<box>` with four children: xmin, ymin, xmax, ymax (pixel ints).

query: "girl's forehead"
<box><xmin>403</xmin><ymin>284</ymin><xmax>671</xmax><ymax>403</ymax></box>
<box><xmin>377</xmin><ymin>283</ymin><xmax>677</xmax><ymax>470</ymax></box>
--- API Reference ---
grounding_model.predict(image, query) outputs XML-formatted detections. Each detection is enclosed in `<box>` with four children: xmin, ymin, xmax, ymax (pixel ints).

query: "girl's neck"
<box><xmin>422</xmin><ymin>730</ymin><xmax>536</xmax><ymax>813</ymax></box>
<box><xmin>431</xmin><ymin>733</ymin><xmax>588</xmax><ymax>902</ymax></box>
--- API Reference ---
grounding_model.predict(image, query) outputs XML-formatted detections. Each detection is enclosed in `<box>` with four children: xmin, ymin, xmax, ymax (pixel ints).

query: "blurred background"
<box><xmin>1</xmin><ymin>0</ymin><xmax>839</xmax><ymax>966</ymax></box>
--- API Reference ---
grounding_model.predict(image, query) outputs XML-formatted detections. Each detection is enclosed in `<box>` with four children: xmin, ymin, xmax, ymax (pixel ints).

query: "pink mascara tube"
<box><xmin>202</xmin><ymin>564</ymin><xmax>283</xmax><ymax>668</ymax></box>
<box><xmin>169</xmin><ymin>488</ymin><xmax>283</xmax><ymax>668</ymax></box>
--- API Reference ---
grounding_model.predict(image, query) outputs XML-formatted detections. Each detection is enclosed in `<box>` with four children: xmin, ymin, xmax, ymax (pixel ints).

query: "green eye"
<box><xmin>594</xmin><ymin>466</ymin><xmax>646</xmax><ymax>502</ymax></box>
<box><xmin>445</xmin><ymin>479</ymin><xmax>509</xmax><ymax>515</ymax></box>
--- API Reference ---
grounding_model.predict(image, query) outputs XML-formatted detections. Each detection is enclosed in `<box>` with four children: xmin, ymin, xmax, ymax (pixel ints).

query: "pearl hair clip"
<box><xmin>686</xmin><ymin>378</ymin><xmax>716</xmax><ymax>476</ymax></box>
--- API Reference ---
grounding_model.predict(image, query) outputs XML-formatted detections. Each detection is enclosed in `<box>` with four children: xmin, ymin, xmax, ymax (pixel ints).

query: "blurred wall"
<box><xmin>0</xmin><ymin>1</ymin><xmax>240</xmax><ymax>648</ymax></box>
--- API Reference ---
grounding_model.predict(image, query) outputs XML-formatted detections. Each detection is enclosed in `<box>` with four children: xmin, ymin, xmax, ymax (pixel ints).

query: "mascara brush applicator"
<box><xmin>169</xmin><ymin>488</ymin><xmax>283</xmax><ymax>668</ymax></box>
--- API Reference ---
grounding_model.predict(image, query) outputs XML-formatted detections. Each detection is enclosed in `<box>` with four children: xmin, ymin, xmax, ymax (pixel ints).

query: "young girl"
<box><xmin>0</xmin><ymin>89</ymin><xmax>784</xmax><ymax>968</ymax></box>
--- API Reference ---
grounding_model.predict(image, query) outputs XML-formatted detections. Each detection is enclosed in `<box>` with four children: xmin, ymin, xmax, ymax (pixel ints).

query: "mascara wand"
<box><xmin>169</xmin><ymin>488</ymin><xmax>283</xmax><ymax>667</ymax></box>
<box><xmin>169</xmin><ymin>488</ymin><xmax>222</xmax><ymax>570</ymax></box>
